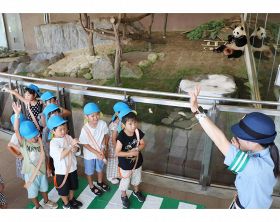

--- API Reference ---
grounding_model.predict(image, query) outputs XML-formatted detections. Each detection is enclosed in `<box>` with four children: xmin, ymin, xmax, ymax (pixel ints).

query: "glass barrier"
<box><xmin>246</xmin><ymin>13</ymin><xmax>280</xmax><ymax>101</ymax></box>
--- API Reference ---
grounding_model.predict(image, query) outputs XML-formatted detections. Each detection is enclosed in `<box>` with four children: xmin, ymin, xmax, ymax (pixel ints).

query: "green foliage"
<box><xmin>266</xmin><ymin>22</ymin><xmax>280</xmax><ymax>41</ymax></box>
<box><xmin>186</xmin><ymin>20</ymin><xmax>225</xmax><ymax>40</ymax></box>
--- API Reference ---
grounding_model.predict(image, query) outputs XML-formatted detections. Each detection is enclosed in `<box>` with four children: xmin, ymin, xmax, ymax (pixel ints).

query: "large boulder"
<box><xmin>0</xmin><ymin>62</ymin><xmax>8</xmax><ymax>72</ymax></box>
<box><xmin>91</xmin><ymin>55</ymin><xmax>114</xmax><ymax>79</ymax></box>
<box><xmin>7</xmin><ymin>60</ymin><xmax>20</xmax><ymax>74</ymax></box>
<box><xmin>25</xmin><ymin>60</ymin><xmax>50</xmax><ymax>74</ymax></box>
<box><xmin>120</xmin><ymin>61</ymin><xmax>143</xmax><ymax>79</ymax></box>
<box><xmin>14</xmin><ymin>63</ymin><xmax>28</xmax><ymax>74</ymax></box>
<box><xmin>179</xmin><ymin>74</ymin><xmax>236</xmax><ymax>103</ymax></box>
<box><xmin>31</xmin><ymin>52</ymin><xmax>64</xmax><ymax>65</ymax></box>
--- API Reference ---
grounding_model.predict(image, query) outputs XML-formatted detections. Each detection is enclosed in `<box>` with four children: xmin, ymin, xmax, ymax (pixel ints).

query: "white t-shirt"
<box><xmin>79</xmin><ymin>120</ymin><xmax>109</xmax><ymax>160</ymax></box>
<box><xmin>10</xmin><ymin>133</ymin><xmax>20</xmax><ymax>147</ymax></box>
<box><xmin>50</xmin><ymin>135</ymin><xmax>77</xmax><ymax>175</ymax></box>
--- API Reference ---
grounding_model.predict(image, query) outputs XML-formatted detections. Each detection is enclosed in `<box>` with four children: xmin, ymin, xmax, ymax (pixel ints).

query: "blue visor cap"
<box><xmin>40</xmin><ymin>91</ymin><xmax>56</xmax><ymax>103</ymax></box>
<box><xmin>43</xmin><ymin>103</ymin><xmax>60</xmax><ymax>118</ymax></box>
<box><xmin>111</xmin><ymin>102</ymin><xmax>130</xmax><ymax>121</ymax></box>
<box><xmin>26</xmin><ymin>84</ymin><xmax>41</xmax><ymax>96</ymax></box>
<box><xmin>83</xmin><ymin>102</ymin><xmax>100</xmax><ymax>115</ymax></box>
<box><xmin>118</xmin><ymin>107</ymin><xmax>134</xmax><ymax>121</ymax></box>
<box><xmin>47</xmin><ymin>115</ymin><xmax>67</xmax><ymax>131</ymax></box>
<box><xmin>10</xmin><ymin>112</ymin><xmax>26</xmax><ymax>125</ymax></box>
<box><xmin>231</xmin><ymin>112</ymin><xmax>277</xmax><ymax>144</ymax></box>
<box><xmin>19</xmin><ymin>120</ymin><xmax>39</xmax><ymax>140</ymax></box>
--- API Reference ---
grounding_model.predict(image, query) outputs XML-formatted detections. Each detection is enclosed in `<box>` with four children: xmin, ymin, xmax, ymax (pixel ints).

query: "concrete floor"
<box><xmin>1</xmin><ymin>131</ymin><xmax>280</xmax><ymax>209</ymax></box>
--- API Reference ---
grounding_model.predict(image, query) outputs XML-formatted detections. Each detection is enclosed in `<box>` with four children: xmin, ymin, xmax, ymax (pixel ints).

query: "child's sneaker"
<box><xmin>43</xmin><ymin>200</ymin><xmax>58</xmax><ymax>209</ymax></box>
<box><xmin>132</xmin><ymin>191</ymin><xmax>146</xmax><ymax>202</ymax></box>
<box><xmin>70</xmin><ymin>197</ymin><xmax>83</xmax><ymax>208</ymax></box>
<box><xmin>97</xmin><ymin>182</ymin><xmax>110</xmax><ymax>192</ymax></box>
<box><xmin>121</xmin><ymin>195</ymin><xmax>130</xmax><ymax>209</ymax></box>
<box><xmin>63</xmin><ymin>202</ymin><xmax>78</xmax><ymax>209</ymax></box>
<box><xmin>108</xmin><ymin>178</ymin><xmax>119</xmax><ymax>184</ymax></box>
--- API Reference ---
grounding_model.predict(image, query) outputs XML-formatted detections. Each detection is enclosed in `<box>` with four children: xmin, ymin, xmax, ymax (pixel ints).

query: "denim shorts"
<box><xmin>84</xmin><ymin>159</ymin><xmax>104</xmax><ymax>175</ymax></box>
<box><xmin>24</xmin><ymin>174</ymin><xmax>48</xmax><ymax>199</ymax></box>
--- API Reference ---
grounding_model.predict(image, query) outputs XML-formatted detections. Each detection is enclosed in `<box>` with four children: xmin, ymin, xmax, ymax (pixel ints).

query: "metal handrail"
<box><xmin>1</xmin><ymin>72</ymin><xmax>280</xmax><ymax>106</ymax></box>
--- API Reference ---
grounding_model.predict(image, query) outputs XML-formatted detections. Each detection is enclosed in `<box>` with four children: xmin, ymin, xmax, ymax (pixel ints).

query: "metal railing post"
<box><xmin>199</xmin><ymin>103</ymin><xmax>218</xmax><ymax>190</ymax></box>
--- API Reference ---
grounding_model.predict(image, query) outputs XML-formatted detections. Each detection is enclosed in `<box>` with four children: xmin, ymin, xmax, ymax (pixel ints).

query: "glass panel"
<box><xmin>68</xmin><ymin>91</ymin><xmax>205</xmax><ymax>181</ymax></box>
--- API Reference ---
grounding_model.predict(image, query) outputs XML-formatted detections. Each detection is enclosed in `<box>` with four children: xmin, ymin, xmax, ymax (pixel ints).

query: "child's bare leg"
<box><xmin>0</xmin><ymin>204</ymin><xmax>7</xmax><ymax>209</ymax></box>
<box><xmin>41</xmin><ymin>192</ymin><xmax>49</xmax><ymax>203</ymax></box>
<box><xmin>31</xmin><ymin>197</ymin><xmax>41</xmax><ymax>208</ymax></box>
<box><xmin>121</xmin><ymin>191</ymin><xmax>127</xmax><ymax>197</ymax></box>
<box><xmin>133</xmin><ymin>185</ymin><xmax>139</xmax><ymax>192</ymax></box>
<box><xmin>97</xmin><ymin>172</ymin><xmax>103</xmax><ymax>183</ymax></box>
<box><xmin>86</xmin><ymin>175</ymin><xmax>94</xmax><ymax>188</ymax></box>
<box><xmin>69</xmin><ymin>190</ymin><xmax>74</xmax><ymax>201</ymax></box>
<box><xmin>61</xmin><ymin>195</ymin><xmax>69</xmax><ymax>205</ymax></box>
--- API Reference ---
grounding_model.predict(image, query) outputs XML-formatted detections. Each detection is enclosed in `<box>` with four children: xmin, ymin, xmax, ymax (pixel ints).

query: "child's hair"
<box><xmin>53</xmin><ymin>123</ymin><xmax>67</xmax><ymax>132</ymax></box>
<box><xmin>122</xmin><ymin>112</ymin><xmax>138</xmax><ymax>125</ymax></box>
<box><xmin>261</xmin><ymin>142</ymin><xmax>280</xmax><ymax>177</ymax></box>
<box><xmin>25</xmin><ymin>87</ymin><xmax>37</xmax><ymax>98</ymax></box>
<box><xmin>47</xmin><ymin>108</ymin><xmax>61</xmax><ymax>120</ymax></box>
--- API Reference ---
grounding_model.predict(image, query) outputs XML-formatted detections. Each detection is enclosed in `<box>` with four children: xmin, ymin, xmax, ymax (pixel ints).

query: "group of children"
<box><xmin>3</xmin><ymin>83</ymin><xmax>146</xmax><ymax>209</ymax></box>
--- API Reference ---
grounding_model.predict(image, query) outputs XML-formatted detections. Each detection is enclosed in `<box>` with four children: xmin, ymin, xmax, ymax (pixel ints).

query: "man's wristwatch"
<box><xmin>193</xmin><ymin>106</ymin><xmax>205</xmax><ymax>115</ymax></box>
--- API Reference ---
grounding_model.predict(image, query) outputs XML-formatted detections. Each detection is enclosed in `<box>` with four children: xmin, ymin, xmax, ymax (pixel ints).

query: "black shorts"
<box><xmin>55</xmin><ymin>170</ymin><xmax>78</xmax><ymax>196</ymax></box>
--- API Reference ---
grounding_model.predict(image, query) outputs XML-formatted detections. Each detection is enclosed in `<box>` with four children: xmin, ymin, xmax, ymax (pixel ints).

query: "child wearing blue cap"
<box><xmin>79</xmin><ymin>102</ymin><xmax>110</xmax><ymax>196</ymax></box>
<box><xmin>41</xmin><ymin>103</ymin><xmax>72</xmax><ymax>177</ymax></box>
<box><xmin>40</xmin><ymin>91</ymin><xmax>71</xmax><ymax>127</ymax></box>
<box><xmin>190</xmin><ymin>86</ymin><xmax>279</xmax><ymax>209</ymax></box>
<box><xmin>106</xmin><ymin>102</ymin><xmax>130</xmax><ymax>184</ymax></box>
<box><xmin>115</xmin><ymin>109</ymin><xmax>146</xmax><ymax>209</ymax></box>
<box><xmin>7</xmin><ymin>113</ymin><xmax>26</xmax><ymax>180</ymax></box>
<box><xmin>11</xmin><ymin>102</ymin><xmax>58</xmax><ymax>209</ymax></box>
<box><xmin>6</xmin><ymin>84</ymin><xmax>43</xmax><ymax>130</ymax></box>
<box><xmin>48</xmin><ymin>115</ymin><xmax>82</xmax><ymax>209</ymax></box>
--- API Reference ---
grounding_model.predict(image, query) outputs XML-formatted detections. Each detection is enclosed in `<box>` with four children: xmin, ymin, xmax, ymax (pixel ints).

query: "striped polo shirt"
<box><xmin>224</xmin><ymin>144</ymin><xmax>277</xmax><ymax>208</ymax></box>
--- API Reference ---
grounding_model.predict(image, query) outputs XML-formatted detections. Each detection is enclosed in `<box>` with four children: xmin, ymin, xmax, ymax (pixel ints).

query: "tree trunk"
<box><xmin>111</xmin><ymin>15</ymin><xmax>122</xmax><ymax>86</ymax></box>
<box><xmin>163</xmin><ymin>13</ymin><xmax>168</xmax><ymax>38</ymax></box>
<box><xmin>148</xmin><ymin>14</ymin><xmax>155</xmax><ymax>39</ymax></box>
<box><xmin>88</xmin><ymin>32</ymin><xmax>95</xmax><ymax>56</ymax></box>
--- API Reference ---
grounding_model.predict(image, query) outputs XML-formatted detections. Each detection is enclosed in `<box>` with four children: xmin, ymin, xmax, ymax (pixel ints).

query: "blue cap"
<box><xmin>10</xmin><ymin>113</ymin><xmax>26</xmax><ymax>125</ymax></box>
<box><xmin>43</xmin><ymin>104</ymin><xmax>60</xmax><ymax>119</ymax></box>
<box><xmin>47</xmin><ymin>115</ymin><xmax>67</xmax><ymax>131</ymax></box>
<box><xmin>83</xmin><ymin>102</ymin><xmax>100</xmax><ymax>115</ymax></box>
<box><xmin>111</xmin><ymin>102</ymin><xmax>130</xmax><ymax>121</ymax></box>
<box><xmin>19</xmin><ymin>120</ymin><xmax>39</xmax><ymax>140</ymax></box>
<box><xmin>231</xmin><ymin>112</ymin><xmax>277</xmax><ymax>144</ymax></box>
<box><xmin>118</xmin><ymin>107</ymin><xmax>134</xmax><ymax>121</ymax></box>
<box><xmin>26</xmin><ymin>84</ymin><xmax>41</xmax><ymax>96</ymax></box>
<box><xmin>40</xmin><ymin>91</ymin><xmax>56</xmax><ymax>103</ymax></box>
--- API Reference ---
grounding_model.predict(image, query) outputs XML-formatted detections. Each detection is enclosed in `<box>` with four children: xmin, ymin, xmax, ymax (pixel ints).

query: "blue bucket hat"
<box><xmin>25</xmin><ymin>84</ymin><xmax>41</xmax><ymax>96</ymax></box>
<box><xmin>19</xmin><ymin>120</ymin><xmax>39</xmax><ymax>140</ymax></box>
<box><xmin>231</xmin><ymin>112</ymin><xmax>277</xmax><ymax>144</ymax></box>
<box><xmin>111</xmin><ymin>102</ymin><xmax>130</xmax><ymax>121</ymax></box>
<box><xmin>83</xmin><ymin>102</ymin><xmax>100</xmax><ymax>115</ymax></box>
<box><xmin>40</xmin><ymin>91</ymin><xmax>56</xmax><ymax>103</ymax></box>
<box><xmin>43</xmin><ymin>103</ymin><xmax>60</xmax><ymax>119</ymax></box>
<box><xmin>10</xmin><ymin>113</ymin><xmax>26</xmax><ymax>125</ymax></box>
<box><xmin>47</xmin><ymin>115</ymin><xmax>67</xmax><ymax>131</ymax></box>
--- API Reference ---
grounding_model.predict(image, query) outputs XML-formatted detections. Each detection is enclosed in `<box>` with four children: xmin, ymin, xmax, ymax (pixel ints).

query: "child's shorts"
<box><xmin>24</xmin><ymin>174</ymin><xmax>48</xmax><ymax>199</ymax></box>
<box><xmin>55</xmin><ymin>170</ymin><xmax>78</xmax><ymax>196</ymax></box>
<box><xmin>119</xmin><ymin>166</ymin><xmax>142</xmax><ymax>191</ymax></box>
<box><xmin>84</xmin><ymin>159</ymin><xmax>104</xmax><ymax>176</ymax></box>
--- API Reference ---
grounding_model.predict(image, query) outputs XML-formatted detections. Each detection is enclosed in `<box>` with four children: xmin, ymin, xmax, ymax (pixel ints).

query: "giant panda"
<box><xmin>214</xmin><ymin>25</ymin><xmax>247</xmax><ymax>58</ymax></box>
<box><xmin>250</xmin><ymin>27</ymin><xmax>274</xmax><ymax>59</ymax></box>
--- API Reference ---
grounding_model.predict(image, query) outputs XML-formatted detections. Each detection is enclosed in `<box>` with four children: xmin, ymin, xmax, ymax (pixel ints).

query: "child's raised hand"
<box><xmin>12</xmin><ymin>102</ymin><xmax>21</xmax><ymax>114</ymax></box>
<box><xmin>189</xmin><ymin>85</ymin><xmax>201</xmax><ymax>113</ymax></box>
